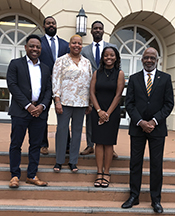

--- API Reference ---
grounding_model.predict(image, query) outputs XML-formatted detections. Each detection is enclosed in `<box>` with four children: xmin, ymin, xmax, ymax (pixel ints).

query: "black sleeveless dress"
<box><xmin>91</xmin><ymin>67</ymin><xmax>121</xmax><ymax>145</ymax></box>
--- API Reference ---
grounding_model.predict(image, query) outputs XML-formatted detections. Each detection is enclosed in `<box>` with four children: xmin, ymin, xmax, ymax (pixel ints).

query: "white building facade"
<box><xmin>0</xmin><ymin>0</ymin><xmax>174</xmax><ymax>129</ymax></box>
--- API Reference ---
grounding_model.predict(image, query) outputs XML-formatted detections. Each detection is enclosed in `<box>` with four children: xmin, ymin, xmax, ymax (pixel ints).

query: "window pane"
<box><xmin>0</xmin><ymin>88</ymin><xmax>9</xmax><ymax>99</ymax></box>
<box><xmin>126</xmin><ymin>41</ymin><xmax>133</xmax><ymax>52</ymax></box>
<box><xmin>0</xmin><ymin>49</ymin><xmax>12</xmax><ymax>64</ymax></box>
<box><xmin>0</xmin><ymin>65</ymin><xmax>8</xmax><ymax>79</ymax></box>
<box><xmin>121</xmin><ymin>46</ymin><xmax>130</xmax><ymax>54</ymax></box>
<box><xmin>136</xmin><ymin>27</ymin><xmax>152</xmax><ymax>44</ymax></box>
<box><xmin>33</xmin><ymin>28</ymin><xmax>43</xmax><ymax>38</ymax></box>
<box><xmin>117</xmin><ymin>27</ymin><xmax>134</xmax><ymax>42</ymax></box>
<box><xmin>18</xmin><ymin>16</ymin><xmax>36</xmax><ymax>34</ymax></box>
<box><xmin>7</xmin><ymin>31</ymin><xmax>15</xmax><ymax>41</ymax></box>
<box><xmin>0</xmin><ymin>49</ymin><xmax>12</xmax><ymax>79</ymax></box>
<box><xmin>0</xmin><ymin>100</ymin><xmax>9</xmax><ymax>112</ymax></box>
<box><xmin>17</xmin><ymin>50</ymin><xmax>26</xmax><ymax>58</ymax></box>
<box><xmin>0</xmin><ymin>101</ymin><xmax>9</xmax><ymax>112</ymax></box>
<box><xmin>121</xmin><ymin>59</ymin><xmax>130</xmax><ymax>78</ymax></box>
<box><xmin>2</xmin><ymin>36</ymin><xmax>12</xmax><ymax>44</ymax></box>
<box><xmin>0</xmin><ymin>16</ymin><xmax>15</xmax><ymax>32</ymax></box>
<box><xmin>110</xmin><ymin>35</ymin><xmax>122</xmax><ymax>49</ymax></box>
<box><xmin>0</xmin><ymin>88</ymin><xmax>9</xmax><ymax>112</ymax></box>
<box><xmin>148</xmin><ymin>39</ymin><xmax>160</xmax><ymax>56</ymax></box>
<box><xmin>120</xmin><ymin>96</ymin><xmax>126</xmax><ymax>118</ymax></box>
<box><xmin>136</xmin><ymin>59</ymin><xmax>143</xmax><ymax>72</ymax></box>
<box><xmin>136</xmin><ymin>42</ymin><xmax>143</xmax><ymax>53</ymax></box>
<box><xmin>18</xmin><ymin>32</ymin><xmax>26</xmax><ymax>45</ymax></box>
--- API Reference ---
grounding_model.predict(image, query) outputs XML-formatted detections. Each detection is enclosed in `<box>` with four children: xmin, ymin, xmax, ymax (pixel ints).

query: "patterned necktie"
<box><xmin>50</xmin><ymin>37</ymin><xmax>56</xmax><ymax>61</ymax></box>
<box><xmin>95</xmin><ymin>43</ymin><xmax>100</xmax><ymax>68</ymax></box>
<box><xmin>147</xmin><ymin>73</ymin><xmax>152</xmax><ymax>97</ymax></box>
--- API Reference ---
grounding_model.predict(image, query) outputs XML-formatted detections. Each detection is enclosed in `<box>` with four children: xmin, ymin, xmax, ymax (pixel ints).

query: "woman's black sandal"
<box><xmin>101</xmin><ymin>173</ymin><xmax>111</xmax><ymax>188</ymax></box>
<box><xmin>94</xmin><ymin>173</ymin><xmax>103</xmax><ymax>187</ymax></box>
<box><xmin>68</xmin><ymin>163</ymin><xmax>78</xmax><ymax>173</ymax></box>
<box><xmin>53</xmin><ymin>163</ymin><xmax>62</xmax><ymax>172</ymax></box>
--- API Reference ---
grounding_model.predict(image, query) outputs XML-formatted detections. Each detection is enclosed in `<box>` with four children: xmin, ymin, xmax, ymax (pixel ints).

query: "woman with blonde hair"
<box><xmin>52</xmin><ymin>35</ymin><xmax>92</xmax><ymax>173</ymax></box>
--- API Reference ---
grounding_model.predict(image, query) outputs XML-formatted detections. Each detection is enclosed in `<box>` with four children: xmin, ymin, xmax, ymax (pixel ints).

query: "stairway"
<box><xmin>0</xmin><ymin>151</ymin><xmax>175</xmax><ymax>215</ymax></box>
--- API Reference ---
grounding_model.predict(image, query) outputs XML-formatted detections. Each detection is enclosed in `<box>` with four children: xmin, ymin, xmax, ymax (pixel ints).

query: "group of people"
<box><xmin>6</xmin><ymin>15</ymin><xmax>174</xmax><ymax>214</ymax></box>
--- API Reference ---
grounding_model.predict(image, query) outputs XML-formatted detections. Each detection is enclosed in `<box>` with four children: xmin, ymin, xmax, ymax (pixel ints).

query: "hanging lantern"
<box><xmin>76</xmin><ymin>6</ymin><xmax>87</xmax><ymax>37</ymax></box>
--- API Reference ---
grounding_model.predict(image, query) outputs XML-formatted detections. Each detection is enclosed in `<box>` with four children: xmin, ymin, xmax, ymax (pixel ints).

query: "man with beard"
<box><xmin>121</xmin><ymin>47</ymin><xmax>174</xmax><ymax>213</ymax></box>
<box><xmin>39</xmin><ymin>16</ymin><xmax>70</xmax><ymax>155</ymax></box>
<box><xmin>80</xmin><ymin>21</ymin><xmax>118</xmax><ymax>157</ymax></box>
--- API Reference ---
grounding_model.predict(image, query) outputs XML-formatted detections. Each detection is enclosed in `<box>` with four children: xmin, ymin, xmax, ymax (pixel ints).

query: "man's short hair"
<box><xmin>26</xmin><ymin>34</ymin><xmax>41</xmax><ymax>44</ymax></box>
<box><xmin>91</xmin><ymin>21</ymin><xmax>104</xmax><ymax>29</ymax></box>
<box><xmin>43</xmin><ymin>16</ymin><xmax>56</xmax><ymax>25</ymax></box>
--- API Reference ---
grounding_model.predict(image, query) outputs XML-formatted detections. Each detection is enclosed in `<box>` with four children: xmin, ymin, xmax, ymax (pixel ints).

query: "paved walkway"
<box><xmin>0</xmin><ymin>123</ymin><xmax>175</xmax><ymax>158</ymax></box>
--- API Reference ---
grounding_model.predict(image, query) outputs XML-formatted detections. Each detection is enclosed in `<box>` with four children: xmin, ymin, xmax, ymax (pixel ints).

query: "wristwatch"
<box><xmin>97</xmin><ymin>109</ymin><xmax>101</xmax><ymax>113</ymax></box>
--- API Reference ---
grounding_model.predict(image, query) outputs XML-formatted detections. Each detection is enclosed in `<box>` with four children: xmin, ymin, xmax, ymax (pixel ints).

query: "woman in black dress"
<box><xmin>90</xmin><ymin>46</ymin><xmax>125</xmax><ymax>187</ymax></box>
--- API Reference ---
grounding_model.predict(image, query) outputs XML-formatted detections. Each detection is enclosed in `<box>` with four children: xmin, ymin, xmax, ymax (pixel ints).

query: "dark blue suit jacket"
<box><xmin>39</xmin><ymin>35</ymin><xmax>70</xmax><ymax>73</ymax></box>
<box><xmin>6</xmin><ymin>56</ymin><xmax>52</xmax><ymax>119</ymax></box>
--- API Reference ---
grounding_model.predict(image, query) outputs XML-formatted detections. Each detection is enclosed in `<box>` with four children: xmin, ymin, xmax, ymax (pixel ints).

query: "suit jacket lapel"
<box><xmin>43</xmin><ymin>35</ymin><xmax>54</xmax><ymax>60</ymax></box>
<box><xmin>22</xmin><ymin>56</ymin><xmax>31</xmax><ymax>84</ymax></box>
<box><xmin>150</xmin><ymin>69</ymin><xmax>161</xmax><ymax>96</ymax></box>
<box><xmin>89</xmin><ymin>43</ymin><xmax>97</xmax><ymax>68</ymax></box>
<box><xmin>57</xmin><ymin>36</ymin><xmax>61</xmax><ymax>57</ymax></box>
<box><xmin>137</xmin><ymin>70</ymin><xmax>148</xmax><ymax>96</ymax></box>
<box><xmin>22</xmin><ymin>56</ymin><xmax>32</xmax><ymax>98</ymax></box>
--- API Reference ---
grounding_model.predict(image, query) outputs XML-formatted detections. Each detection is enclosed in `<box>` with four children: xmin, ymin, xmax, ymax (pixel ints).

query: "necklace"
<box><xmin>73</xmin><ymin>59</ymin><xmax>80</xmax><ymax>65</ymax></box>
<box><xmin>104</xmin><ymin>70</ymin><xmax>110</xmax><ymax>77</ymax></box>
<box><xmin>69</xmin><ymin>54</ymin><xmax>80</xmax><ymax>66</ymax></box>
<box><xmin>104</xmin><ymin>68</ymin><xmax>113</xmax><ymax>77</ymax></box>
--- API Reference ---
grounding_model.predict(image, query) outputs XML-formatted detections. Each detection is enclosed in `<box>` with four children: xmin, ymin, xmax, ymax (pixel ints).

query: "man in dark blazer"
<box><xmin>80</xmin><ymin>20</ymin><xmax>118</xmax><ymax>157</ymax></box>
<box><xmin>39</xmin><ymin>16</ymin><xmax>70</xmax><ymax>155</ymax></box>
<box><xmin>7</xmin><ymin>34</ymin><xmax>52</xmax><ymax>188</ymax></box>
<box><xmin>121</xmin><ymin>47</ymin><xmax>174</xmax><ymax>213</ymax></box>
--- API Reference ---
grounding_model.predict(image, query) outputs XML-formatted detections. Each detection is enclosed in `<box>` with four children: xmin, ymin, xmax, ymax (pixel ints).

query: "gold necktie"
<box><xmin>147</xmin><ymin>73</ymin><xmax>152</xmax><ymax>97</ymax></box>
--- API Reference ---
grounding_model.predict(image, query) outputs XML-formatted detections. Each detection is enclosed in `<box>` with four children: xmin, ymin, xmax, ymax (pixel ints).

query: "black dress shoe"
<box><xmin>151</xmin><ymin>202</ymin><xmax>163</xmax><ymax>213</ymax></box>
<box><xmin>121</xmin><ymin>196</ymin><xmax>139</xmax><ymax>208</ymax></box>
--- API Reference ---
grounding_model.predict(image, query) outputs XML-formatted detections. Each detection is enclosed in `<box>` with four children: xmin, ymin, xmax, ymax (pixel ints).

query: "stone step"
<box><xmin>0</xmin><ymin>181</ymin><xmax>175</xmax><ymax>203</ymax></box>
<box><xmin>1</xmin><ymin>152</ymin><xmax>175</xmax><ymax>169</ymax></box>
<box><xmin>1</xmin><ymin>165</ymin><xmax>175</xmax><ymax>184</ymax></box>
<box><xmin>0</xmin><ymin>200</ymin><xmax>175</xmax><ymax>215</ymax></box>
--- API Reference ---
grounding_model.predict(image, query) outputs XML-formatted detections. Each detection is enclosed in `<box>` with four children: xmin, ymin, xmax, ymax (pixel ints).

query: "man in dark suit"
<box><xmin>121</xmin><ymin>47</ymin><xmax>174</xmax><ymax>213</ymax></box>
<box><xmin>7</xmin><ymin>34</ymin><xmax>52</xmax><ymax>188</ymax></box>
<box><xmin>39</xmin><ymin>16</ymin><xmax>70</xmax><ymax>155</ymax></box>
<box><xmin>80</xmin><ymin>20</ymin><xmax>118</xmax><ymax>157</ymax></box>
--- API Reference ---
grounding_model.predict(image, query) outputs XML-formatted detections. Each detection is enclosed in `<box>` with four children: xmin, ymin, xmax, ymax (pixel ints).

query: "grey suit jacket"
<box><xmin>81</xmin><ymin>41</ymin><xmax>117</xmax><ymax>73</ymax></box>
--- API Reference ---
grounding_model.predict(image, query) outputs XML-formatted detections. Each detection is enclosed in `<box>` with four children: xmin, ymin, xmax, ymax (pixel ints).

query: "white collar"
<box><xmin>45</xmin><ymin>34</ymin><xmax>57</xmax><ymax>41</ymax></box>
<box><xmin>93</xmin><ymin>40</ymin><xmax>103</xmax><ymax>46</ymax></box>
<box><xmin>26</xmin><ymin>55</ymin><xmax>40</xmax><ymax>65</ymax></box>
<box><xmin>143</xmin><ymin>68</ymin><xmax>156</xmax><ymax>76</ymax></box>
